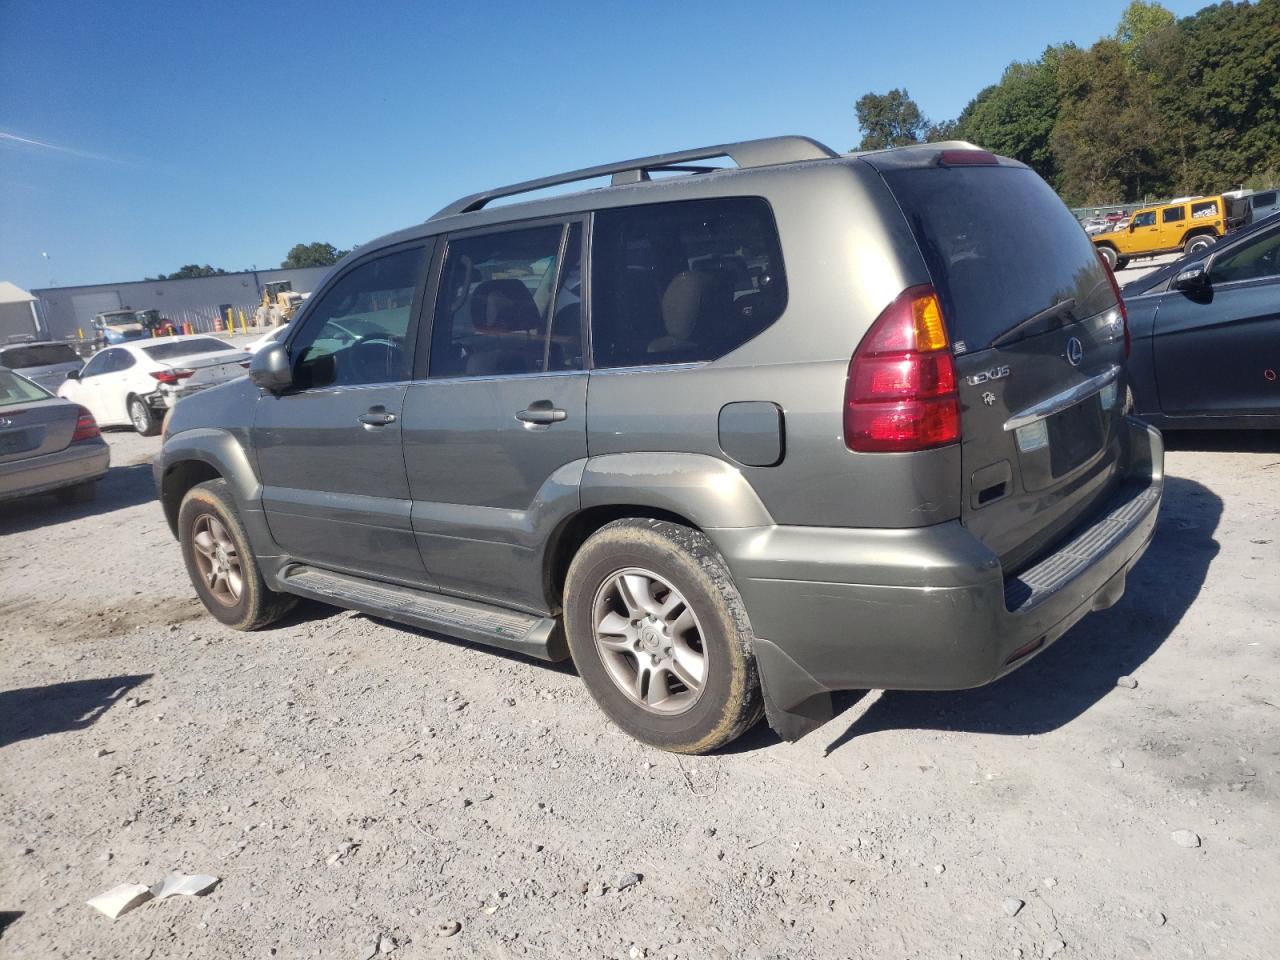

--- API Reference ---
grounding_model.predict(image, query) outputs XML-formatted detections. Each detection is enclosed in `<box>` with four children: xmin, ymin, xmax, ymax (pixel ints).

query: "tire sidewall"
<box><xmin>564</xmin><ymin>522</ymin><xmax>755</xmax><ymax>752</ymax></box>
<box><xmin>1098</xmin><ymin>245</ymin><xmax>1117</xmax><ymax>269</ymax></box>
<box><xmin>128</xmin><ymin>397</ymin><xmax>155</xmax><ymax>435</ymax></box>
<box><xmin>178</xmin><ymin>481</ymin><xmax>263</xmax><ymax>630</ymax></box>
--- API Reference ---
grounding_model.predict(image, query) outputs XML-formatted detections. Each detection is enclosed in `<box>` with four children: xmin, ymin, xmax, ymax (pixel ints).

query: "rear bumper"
<box><xmin>714</xmin><ymin>418</ymin><xmax>1163</xmax><ymax>730</ymax></box>
<box><xmin>0</xmin><ymin>440</ymin><xmax>110</xmax><ymax>502</ymax></box>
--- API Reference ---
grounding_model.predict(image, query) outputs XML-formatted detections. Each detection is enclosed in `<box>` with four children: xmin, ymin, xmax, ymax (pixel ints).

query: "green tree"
<box><xmin>281</xmin><ymin>242</ymin><xmax>349</xmax><ymax>269</ymax></box>
<box><xmin>1114</xmin><ymin>1</ymin><xmax>1177</xmax><ymax>55</ymax></box>
<box><xmin>854</xmin><ymin>89</ymin><xmax>928</xmax><ymax>150</ymax></box>
<box><xmin>149</xmin><ymin>264</ymin><xmax>229</xmax><ymax>281</ymax></box>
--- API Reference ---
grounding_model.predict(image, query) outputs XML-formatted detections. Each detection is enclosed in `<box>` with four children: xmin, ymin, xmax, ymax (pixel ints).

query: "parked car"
<box><xmin>93</xmin><ymin>308</ymin><xmax>148</xmax><ymax>346</ymax></box>
<box><xmin>242</xmin><ymin>322</ymin><xmax>293</xmax><ymax>354</ymax></box>
<box><xmin>0</xmin><ymin>340</ymin><xmax>84</xmax><ymax>393</ymax></box>
<box><xmin>155</xmin><ymin>136</ymin><xmax>1163</xmax><ymax>753</ymax></box>
<box><xmin>59</xmin><ymin>335</ymin><xmax>248</xmax><ymax>435</ymax></box>
<box><xmin>0</xmin><ymin>368</ymin><xmax>109</xmax><ymax>504</ymax></box>
<box><xmin>1094</xmin><ymin>195</ymin><xmax>1229</xmax><ymax>269</ymax></box>
<box><xmin>1121</xmin><ymin>212</ymin><xmax>1280</xmax><ymax>428</ymax></box>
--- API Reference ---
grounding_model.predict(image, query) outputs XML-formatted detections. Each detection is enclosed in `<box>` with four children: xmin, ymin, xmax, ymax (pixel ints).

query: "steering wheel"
<box><xmin>347</xmin><ymin>334</ymin><xmax>402</xmax><ymax>383</ymax></box>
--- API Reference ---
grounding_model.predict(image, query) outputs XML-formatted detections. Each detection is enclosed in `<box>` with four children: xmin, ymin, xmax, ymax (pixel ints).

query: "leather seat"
<box><xmin>648</xmin><ymin>270</ymin><xmax>733</xmax><ymax>357</ymax></box>
<box><xmin>466</xmin><ymin>279</ymin><xmax>543</xmax><ymax>374</ymax></box>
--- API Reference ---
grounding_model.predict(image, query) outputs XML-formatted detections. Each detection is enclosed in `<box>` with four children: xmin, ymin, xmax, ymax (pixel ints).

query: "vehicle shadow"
<box><xmin>0</xmin><ymin>463</ymin><xmax>156</xmax><ymax>535</ymax></box>
<box><xmin>0</xmin><ymin>674</ymin><xmax>151</xmax><ymax>749</ymax></box>
<box><xmin>0</xmin><ymin>912</ymin><xmax>21</xmax><ymax>939</ymax></box>
<box><xmin>818</xmin><ymin>476</ymin><xmax>1220</xmax><ymax>753</ymax></box>
<box><xmin>1160</xmin><ymin>429</ymin><xmax>1280</xmax><ymax>454</ymax></box>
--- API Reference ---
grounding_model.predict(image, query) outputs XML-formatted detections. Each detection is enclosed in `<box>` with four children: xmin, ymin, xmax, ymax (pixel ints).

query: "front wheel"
<box><xmin>128</xmin><ymin>396</ymin><xmax>161</xmax><ymax>436</ymax></box>
<box><xmin>178</xmin><ymin>479</ymin><xmax>295</xmax><ymax>630</ymax></box>
<box><xmin>563</xmin><ymin>519</ymin><xmax>764</xmax><ymax>754</ymax></box>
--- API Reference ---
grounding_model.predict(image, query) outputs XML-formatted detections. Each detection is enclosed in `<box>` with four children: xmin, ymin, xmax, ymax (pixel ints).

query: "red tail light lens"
<box><xmin>72</xmin><ymin>406</ymin><xmax>100</xmax><ymax>442</ymax></box>
<box><xmin>1096</xmin><ymin>249</ymin><xmax>1131</xmax><ymax>359</ymax></box>
<box><xmin>938</xmin><ymin>149</ymin><xmax>999</xmax><ymax>166</ymax></box>
<box><xmin>149</xmin><ymin>368</ymin><xmax>195</xmax><ymax>384</ymax></box>
<box><xmin>845</xmin><ymin>285</ymin><xmax>961</xmax><ymax>452</ymax></box>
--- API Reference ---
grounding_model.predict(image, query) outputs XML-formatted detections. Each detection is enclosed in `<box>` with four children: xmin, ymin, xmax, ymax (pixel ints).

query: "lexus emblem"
<box><xmin>1066</xmin><ymin>337</ymin><xmax>1084</xmax><ymax>367</ymax></box>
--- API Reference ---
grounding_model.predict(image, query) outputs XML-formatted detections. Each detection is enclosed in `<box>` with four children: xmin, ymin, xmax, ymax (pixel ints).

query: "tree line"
<box><xmin>147</xmin><ymin>242</ymin><xmax>350</xmax><ymax>280</ymax></box>
<box><xmin>855</xmin><ymin>0</ymin><xmax>1279</xmax><ymax>205</ymax></box>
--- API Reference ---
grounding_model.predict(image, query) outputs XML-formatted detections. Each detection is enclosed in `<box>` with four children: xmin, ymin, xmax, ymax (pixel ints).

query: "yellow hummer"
<box><xmin>1093</xmin><ymin>195</ymin><xmax>1227</xmax><ymax>269</ymax></box>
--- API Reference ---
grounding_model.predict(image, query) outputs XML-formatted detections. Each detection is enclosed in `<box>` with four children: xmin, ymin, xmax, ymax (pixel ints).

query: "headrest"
<box><xmin>470</xmin><ymin>278</ymin><xmax>540</xmax><ymax>333</ymax></box>
<box><xmin>660</xmin><ymin>270</ymin><xmax>730</xmax><ymax>340</ymax></box>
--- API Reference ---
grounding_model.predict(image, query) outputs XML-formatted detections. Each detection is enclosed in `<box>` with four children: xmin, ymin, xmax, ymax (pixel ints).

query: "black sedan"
<box><xmin>0</xmin><ymin>368</ymin><xmax>110</xmax><ymax>504</ymax></box>
<box><xmin>1121</xmin><ymin>213</ymin><xmax>1280</xmax><ymax>428</ymax></box>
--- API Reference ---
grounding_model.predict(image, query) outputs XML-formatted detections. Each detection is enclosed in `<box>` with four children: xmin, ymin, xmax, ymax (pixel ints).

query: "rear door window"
<box><xmin>881</xmin><ymin>165</ymin><xmax>1116</xmax><ymax>351</ymax></box>
<box><xmin>590</xmin><ymin>197</ymin><xmax>787</xmax><ymax>368</ymax></box>
<box><xmin>1162</xmin><ymin>206</ymin><xmax>1185</xmax><ymax>223</ymax></box>
<box><xmin>0</xmin><ymin>344</ymin><xmax>79</xmax><ymax>367</ymax></box>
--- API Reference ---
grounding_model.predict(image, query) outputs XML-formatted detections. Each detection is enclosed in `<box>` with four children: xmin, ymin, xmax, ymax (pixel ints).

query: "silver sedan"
<box><xmin>0</xmin><ymin>368</ymin><xmax>110</xmax><ymax>504</ymax></box>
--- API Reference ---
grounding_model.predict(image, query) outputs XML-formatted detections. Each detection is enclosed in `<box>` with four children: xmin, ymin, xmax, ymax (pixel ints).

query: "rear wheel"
<box><xmin>1185</xmin><ymin>233</ymin><xmax>1216</xmax><ymax>255</ymax></box>
<box><xmin>1115</xmin><ymin>257</ymin><xmax>1130</xmax><ymax>270</ymax></box>
<box><xmin>128</xmin><ymin>396</ymin><xmax>161</xmax><ymax>436</ymax></box>
<box><xmin>178</xmin><ymin>479</ymin><xmax>295</xmax><ymax>630</ymax></box>
<box><xmin>1097</xmin><ymin>245</ymin><xmax>1118</xmax><ymax>269</ymax></box>
<box><xmin>563</xmin><ymin>518</ymin><xmax>763</xmax><ymax>754</ymax></box>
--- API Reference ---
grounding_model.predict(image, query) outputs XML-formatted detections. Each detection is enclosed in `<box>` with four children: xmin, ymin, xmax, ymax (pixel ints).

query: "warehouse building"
<box><xmin>0</xmin><ymin>282</ymin><xmax>43</xmax><ymax>341</ymax></box>
<box><xmin>28</xmin><ymin>266</ymin><xmax>332</xmax><ymax>341</ymax></box>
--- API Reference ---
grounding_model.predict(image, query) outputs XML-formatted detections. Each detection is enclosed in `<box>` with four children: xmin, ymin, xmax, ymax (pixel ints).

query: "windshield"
<box><xmin>882</xmin><ymin>165</ymin><xmax>1117</xmax><ymax>351</ymax></box>
<box><xmin>0</xmin><ymin>343</ymin><xmax>79</xmax><ymax>367</ymax></box>
<box><xmin>141</xmin><ymin>338</ymin><xmax>233</xmax><ymax>361</ymax></box>
<box><xmin>0</xmin><ymin>369</ymin><xmax>53</xmax><ymax>405</ymax></box>
<box><xmin>99</xmin><ymin>313</ymin><xmax>137</xmax><ymax>327</ymax></box>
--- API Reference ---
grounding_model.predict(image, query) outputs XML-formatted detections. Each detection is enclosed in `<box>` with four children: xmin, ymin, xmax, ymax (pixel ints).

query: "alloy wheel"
<box><xmin>191</xmin><ymin>513</ymin><xmax>243</xmax><ymax>606</ymax></box>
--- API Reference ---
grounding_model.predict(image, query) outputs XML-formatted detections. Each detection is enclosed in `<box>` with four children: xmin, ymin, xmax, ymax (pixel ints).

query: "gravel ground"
<box><xmin>2</xmin><ymin>427</ymin><xmax>1277</xmax><ymax>959</ymax></box>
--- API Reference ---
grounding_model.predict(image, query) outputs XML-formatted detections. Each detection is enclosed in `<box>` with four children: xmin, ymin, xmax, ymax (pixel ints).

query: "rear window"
<box><xmin>0</xmin><ymin>369</ymin><xmax>52</xmax><ymax>405</ymax></box>
<box><xmin>882</xmin><ymin>166</ymin><xmax>1116</xmax><ymax>351</ymax></box>
<box><xmin>0</xmin><ymin>343</ymin><xmax>79</xmax><ymax>368</ymax></box>
<box><xmin>590</xmin><ymin>197</ymin><xmax>787</xmax><ymax>368</ymax></box>
<box><xmin>141</xmin><ymin>338</ymin><xmax>231</xmax><ymax>361</ymax></box>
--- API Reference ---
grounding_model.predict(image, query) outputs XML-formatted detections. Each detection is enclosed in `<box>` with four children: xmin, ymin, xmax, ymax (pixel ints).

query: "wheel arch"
<box><xmin>157</xmin><ymin>429</ymin><xmax>261</xmax><ymax>537</ymax></box>
<box><xmin>1180</xmin><ymin>226</ymin><xmax>1218</xmax><ymax>245</ymax></box>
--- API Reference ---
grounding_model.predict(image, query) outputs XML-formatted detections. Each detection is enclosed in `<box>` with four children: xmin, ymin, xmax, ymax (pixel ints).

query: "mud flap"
<box><xmin>753</xmin><ymin>637</ymin><xmax>834</xmax><ymax>742</ymax></box>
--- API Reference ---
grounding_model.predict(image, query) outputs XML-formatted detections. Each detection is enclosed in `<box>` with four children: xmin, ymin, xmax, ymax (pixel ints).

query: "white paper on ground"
<box><xmin>148</xmin><ymin>872</ymin><xmax>219</xmax><ymax>900</ymax></box>
<box><xmin>86</xmin><ymin>883</ymin><xmax>153</xmax><ymax>919</ymax></box>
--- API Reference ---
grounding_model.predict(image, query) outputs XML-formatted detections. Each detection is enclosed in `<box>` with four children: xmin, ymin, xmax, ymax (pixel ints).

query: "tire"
<box><xmin>128</xmin><ymin>396</ymin><xmax>161</xmax><ymax>436</ymax></box>
<box><xmin>563</xmin><ymin>518</ymin><xmax>764</xmax><ymax>754</ymax></box>
<box><xmin>55</xmin><ymin>480</ymin><xmax>97</xmax><ymax>505</ymax></box>
<box><xmin>178</xmin><ymin>478</ymin><xmax>295</xmax><ymax>630</ymax></box>
<box><xmin>1115</xmin><ymin>257</ymin><xmax>1130</xmax><ymax>270</ymax></box>
<box><xmin>1185</xmin><ymin>234</ymin><xmax>1216</xmax><ymax>255</ymax></box>
<box><xmin>1097</xmin><ymin>245</ymin><xmax>1118</xmax><ymax>269</ymax></box>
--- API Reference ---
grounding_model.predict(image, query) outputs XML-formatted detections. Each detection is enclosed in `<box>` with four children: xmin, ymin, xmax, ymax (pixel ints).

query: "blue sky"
<box><xmin>0</xmin><ymin>0</ymin><xmax>1208</xmax><ymax>291</ymax></box>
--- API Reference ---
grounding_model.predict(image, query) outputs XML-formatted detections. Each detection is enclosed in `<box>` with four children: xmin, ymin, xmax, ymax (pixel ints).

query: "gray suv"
<box><xmin>155</xmin><ymin>136</ymin><xmax>1163</xmax><ymax>753</ymax></box>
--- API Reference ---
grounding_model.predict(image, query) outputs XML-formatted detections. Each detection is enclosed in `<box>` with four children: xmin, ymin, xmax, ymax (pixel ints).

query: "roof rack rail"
<box><xmin>429</xmin><ymin>135</ymin><xmax>838</xmax><ymax>220</ymax></box>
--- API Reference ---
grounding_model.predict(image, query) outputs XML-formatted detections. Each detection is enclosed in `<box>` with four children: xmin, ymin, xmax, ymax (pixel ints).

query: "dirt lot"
<box><xmin>2</xmin><ymin>427</ymin><xmax>1277</xmax><ymax>959</ymax></box>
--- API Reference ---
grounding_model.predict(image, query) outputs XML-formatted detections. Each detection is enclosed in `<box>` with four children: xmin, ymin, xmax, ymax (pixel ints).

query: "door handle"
<box><xmin>358</xmin><ymin>409</ymin><xmax>397</xmax><ymax>427</ymax></box>
<box><xmin>516</xmin><ymin>403</ymin><xmax>568</xmax><ymax>425</ymax></box>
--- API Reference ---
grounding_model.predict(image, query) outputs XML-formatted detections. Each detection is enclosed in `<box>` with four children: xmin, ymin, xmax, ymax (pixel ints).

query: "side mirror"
<box><xmin>1171</xmin><ymin>265</ymin><xmax>1209</xmax><ymax>292</ymax></box>
<box><xmin>65</xmin><ymin>370</ymin><xmax>80</xmax><ymax>381</ymax></box>
<box><xmin>249</xmin><ymin>342</ymin><xmax>293</xmax><ymax>391</ymax></box>
<box><xmin>1129</xmin><ymin>222</ymin><xmax>1137</xmax><ymax>232</ymax></box>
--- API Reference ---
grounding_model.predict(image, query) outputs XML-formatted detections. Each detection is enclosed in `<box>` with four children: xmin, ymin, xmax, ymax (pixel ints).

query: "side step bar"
<box><xmin>278</xmin><ymin>565</ymin><xmax>568</xmax><ymax>662</ymax></box>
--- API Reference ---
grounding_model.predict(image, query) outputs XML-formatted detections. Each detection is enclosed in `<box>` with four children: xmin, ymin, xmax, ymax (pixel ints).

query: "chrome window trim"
<box><xmin>1003</xmin><ymin>364</ymin><xmax>1121</xmax><ymax>432</ymax></box>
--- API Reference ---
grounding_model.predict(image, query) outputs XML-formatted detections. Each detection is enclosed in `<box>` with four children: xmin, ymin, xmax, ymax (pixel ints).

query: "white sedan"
<box><xmin>58</xmin><ymin>335</ymin><xmax>248</xmax><ymax>435</ymax></box>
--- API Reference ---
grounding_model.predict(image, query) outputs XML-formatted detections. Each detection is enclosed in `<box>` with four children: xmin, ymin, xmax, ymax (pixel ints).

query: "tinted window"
<box><xmin>141</xmin><ymin>338</ymin><xmax>232</xmax><ymax>361</ymax></box>
<box><xmin>1210</xmin><ymin>228</ymin><xmax>1280</xmax><ymax>284</ymax></box>
<box><xmin>0</xmin><ymin>344</ymin><xmax>79</xmax><ymax>368</ymax></box>
<box><xmin>429</xmin><ymin>224</ymin><xmax>578</xmax><ymax>378</ymax></box>
<box><xmin>1132</xmin><ymin>211</ymin><xmax>1156</xmax><ymax>227</ymax></box>
<box><xmin>882</xmin><ymin>166</ymin><xmax>1116</xmax><ymax>351</ymax></box>
<box><xmin>291</xmin><ymin>247</ymin><xmax>424</xmax><ymax>389</ymax></box>
<box><xmin>1162</xmin><ymin>206</ymin><xmax>1185</xmax><ymax>223</ymax></box>
<box><xmin>591</xmin><ymin>198</ymin><xmax>787</xmax><ymax>368</ymax></box>
<box><xmin>0</xmin><ymin>369</ymin><xmax>51</xmax><ymax>405</ymax></box>
<box><xmin>1253</xmin><ymin>192</ymin><xmax>1277</xmax><ymax>207</ymax></box>
<box><xmin>81</xmin><ymin>351</ymin><xmax>113</xmax><ymax>378</ymax></box>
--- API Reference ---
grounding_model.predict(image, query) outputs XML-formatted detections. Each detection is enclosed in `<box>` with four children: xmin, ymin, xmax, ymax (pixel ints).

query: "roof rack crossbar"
<box><xmin>430</xmin><ymin>135</ymin><xmax>838</xmax><ymax>220</ymax></box>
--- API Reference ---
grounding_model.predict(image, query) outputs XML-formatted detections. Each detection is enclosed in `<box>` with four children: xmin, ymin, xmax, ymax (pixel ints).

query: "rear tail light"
<box><xmin>149</xmin><ymin>368</ymin><xmax>195</xmax><ymax>385</ymax></box>
<box><xmin>72</xmin><ymin>406</ymin><xmax>100</xmax><ymax>442</ymax></box>
<box><xmin>844</xmin><ymin>285</ymin><xmax>961</xmax><ymax>452</ymax></box>
<box><xmin>1097</xmin><ymin>249</ymin><xmax>1131</xmax><ymax>359</ymax></box>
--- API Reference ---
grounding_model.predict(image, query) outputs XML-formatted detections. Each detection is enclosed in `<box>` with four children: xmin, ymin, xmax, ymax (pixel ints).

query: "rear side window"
<box><xmin>1162</xmin><ymin>206</ymin><xmax>1185</xmax><ymax>223</ymax></box>
<box><xmin>1191</xmin><ymin>199</ymin><xmax>1220</xmax><ymax>219</ymax></box>
<box><xmin>141</xmin><ymin>338</ymin><xmax>230</xmax><ymax>360</ymax></box>
<box><xmin>882</xmin><ymin>166</ymin><xmax>1116</xmax><ymax>352</ymax></box>
<box><xmin>590</xmin><ymin>197</ymin><xmax>787</xmax><ymax>368</ymax></box>
<box><xmin>1253</xmin><ymin>191</ymin><xmax>1276</xmax><ymax>207</ymax></box>
<box><xmin>0</xmin><ymin>344</ymin><xmax>79</xmax><ymax>367</ymax></box>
